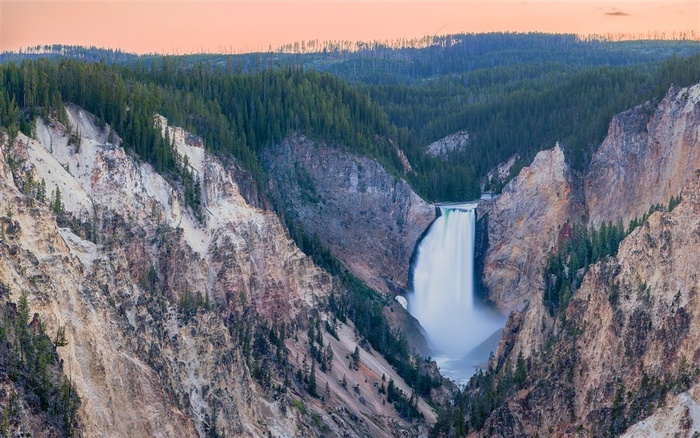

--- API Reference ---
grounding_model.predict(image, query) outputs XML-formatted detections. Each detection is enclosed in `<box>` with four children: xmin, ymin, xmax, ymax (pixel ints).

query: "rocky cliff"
<box><xmin>461</xmin><ymin>83</ymin><xmax>700</xmax><ymax>436</ymax></box>
<box><xmin>586</xmin><ymin>84</ymin><xmax>700</xmax><ymax>228</ymax></box>
<box><xmin>263</xmin><ymin>134</ymin><xmax>436</xmax><ymax>295</ymax></box>
<box><xmin>0</xmin><ymin>107</ymin><xmax>436</xmax><ymax>437</ymax></box>
<box><xmin>482</xmin><ymin>84</ymin><xmax>700</xmax><ymax>313</ymax></box>
<box><xmin>480</xmin><ymin>171</ymin><xmax>700</xmax><ymax>437</ymax></box>
<box><xmin>425</xmin><ymin>130</ymin><xmax>470</xmax><ymax>158</ymax></box>
<box><xmin>481</xmin><ymin>143</ymin><xmax>585</xmax><ymax>312</ymax></box>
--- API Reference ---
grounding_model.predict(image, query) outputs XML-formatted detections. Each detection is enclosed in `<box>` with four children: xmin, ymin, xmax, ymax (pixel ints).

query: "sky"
<box><xmin>1</xmin><ymin>1</ymin><xmax>698</xmax><ymax>54</ymax></box>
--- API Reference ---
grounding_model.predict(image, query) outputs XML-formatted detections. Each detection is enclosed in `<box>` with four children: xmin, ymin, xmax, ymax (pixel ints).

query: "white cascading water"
<box><xmin>408</xmin><ymin>205</ymin><xmax>504</xmax><ymax>375</ymax></box>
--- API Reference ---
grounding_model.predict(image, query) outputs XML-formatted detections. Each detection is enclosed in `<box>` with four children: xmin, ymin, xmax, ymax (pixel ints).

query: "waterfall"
<box><xmin>408</xmin><ymin>204</ymin><xmax>503</xmax><ymax>361</ymax></box>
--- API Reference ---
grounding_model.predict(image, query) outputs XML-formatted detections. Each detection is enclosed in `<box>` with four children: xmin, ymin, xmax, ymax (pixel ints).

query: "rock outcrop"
<box><xmin>263</xmin><ymin>134</ymin><xmax>436</xmax><ymax>295</ymax></box>
<box><xmin>426</xmin><ymin>130</ymin><xmax>470</xmax><ymax>158</ymax></box>
<box><xmin>586</xmin><ymin>84</ymin><xmax>700</xmax><ymax>228</ymax></box>
<box><xmin>481</xmin><ymin>143</ymin><xmax>585</xmax><ymax>312</ymax></box>
<box><xmin>0</xmin><ymin>107</ymin><xmax>436</xmax><ymax>437</ymax></box>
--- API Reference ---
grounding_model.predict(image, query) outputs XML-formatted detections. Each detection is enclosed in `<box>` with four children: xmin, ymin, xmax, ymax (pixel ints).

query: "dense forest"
<box><xmin>127</xmin><ymin>34</ymin><xmax>700</xmax><ymax>197</ymax></box>
<box><xmin>2</xmin><ymin>51</ymin><xmax>699</xmax><ymax>203</ymax></box>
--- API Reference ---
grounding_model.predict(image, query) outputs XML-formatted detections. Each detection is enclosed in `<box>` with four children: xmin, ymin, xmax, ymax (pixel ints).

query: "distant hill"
<box><xmin>4</xmin><ymin>34</ymin><xmax>700</xmax><ymax>82</ymax></box>
<box><xmin>0</xmin><ymin>44</ymin><xmax>141</xmax><ymax>64</ymax></box>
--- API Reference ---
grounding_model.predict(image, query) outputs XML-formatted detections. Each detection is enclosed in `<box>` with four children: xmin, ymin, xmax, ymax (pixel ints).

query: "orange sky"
<box><xmin>1</xmin><ymin>1</ymin><xmax>698</xmax><ymax>54</ymax></box>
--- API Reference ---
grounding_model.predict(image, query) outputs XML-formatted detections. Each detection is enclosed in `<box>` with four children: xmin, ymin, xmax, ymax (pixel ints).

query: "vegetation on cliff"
<box><xmin>0</xmin><ymin>284</ymin><xmax>81</xmax><ymax>436</ymax></box>
<box><xmin>544</xmin><ymin>195</ymin><xmax>683</xmax><ymax>316</ymax></box>
<box><xmin>300</xmin><ymin>230</ymin><xmax>443</xmax><ymax>412</ymax></box>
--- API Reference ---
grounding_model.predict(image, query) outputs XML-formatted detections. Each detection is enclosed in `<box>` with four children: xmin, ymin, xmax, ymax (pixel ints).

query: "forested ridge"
<box><xmin>2</xmin><ymin>54</ymin><xmax>699</xmax><ymax>203</ymax></box>
<box><xmin>6</xmin><ymin>34</ymin><xmax>698</xmax><ymax>75</ymax></box>
<box><xmin>132</xmin><ymin>33</ymin><xmax>700</xmax><ymax>84</ymax></box>
<box><xmin>125</xmin><ymin>33</ymin><xmax>700</xmax><ymax>198</ymax></box>
<box><xmin>0</xmin><ymin>59</ymin><xmax>409</xmax><ymax>192</ymax></box>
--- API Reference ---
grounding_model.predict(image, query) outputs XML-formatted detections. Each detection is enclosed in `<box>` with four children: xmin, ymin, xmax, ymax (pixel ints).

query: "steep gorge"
<box><xmin>458</xmin><ymin>82</ymin><xmax>700</xmax><ymax>436</ymax></box>
<box><xmin>0</xmin><ymin>106</ymin><xmax>438</xmax><ymax>437</ymax></box>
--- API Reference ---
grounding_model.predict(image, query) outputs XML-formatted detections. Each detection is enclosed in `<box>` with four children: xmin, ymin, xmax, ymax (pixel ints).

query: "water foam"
<box><xmin>408</xmin><ymin>205</ymin><xmax>504</xmax><ymax>379</ymax></box>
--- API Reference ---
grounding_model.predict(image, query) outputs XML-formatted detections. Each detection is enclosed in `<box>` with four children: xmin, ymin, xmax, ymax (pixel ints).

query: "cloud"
<box><xmin>605</xmin><ymin>8</ymin><xmax>630</xmax><ymax>17</ymax></box>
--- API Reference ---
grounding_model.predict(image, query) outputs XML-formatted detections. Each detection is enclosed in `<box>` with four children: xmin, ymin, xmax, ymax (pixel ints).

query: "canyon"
<box><xmin>0</xmin><ymin>106</ymin><xmax>438</xmax><ymax>437</ymax></box>
<box><xmin>0</xmin><ymin>66</ymin><xmax>697</xmax><ymax>437</ymax></box>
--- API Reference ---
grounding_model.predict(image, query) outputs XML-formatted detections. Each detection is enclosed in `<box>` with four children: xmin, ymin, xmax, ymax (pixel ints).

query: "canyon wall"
<box><xmin>263</xmin><ymin>134</ymin><xmax>435</xmax><ymax>296</ymax></box>
<box><xmin>481</xmin><ymin>144</ymin><xmax>584</xmax><ymax>312</ymax></box>
<box><xmin>586</xmin><ymin>84</ymin><xmax>700</xmax><ymax>228</ymax></box>
<box><xmin>0</xmin><ymin>107</ymin><xmax>435</xmax><ymax>437</ymax></box>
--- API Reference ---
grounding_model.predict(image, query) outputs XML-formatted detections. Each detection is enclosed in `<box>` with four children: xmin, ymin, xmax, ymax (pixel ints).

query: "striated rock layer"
<box><xmin>482</xmin><ymin>84</ymin><xmax>700</xmax><ymax>313</ymax></box>
<box><xmin>481</xmin><ymin>144</ymin><xmax>584</xmax><ymax>312</ymax></box>
<box><xmin>482</xmin><ymin>171</ymin><xmax>700</xmax><ymax>437</ymax></box>
<box><xmin>0</xmin><ymin>107</ymin><xmax>435</xmax><ymax>437</ymax></box>
<box><xmin>586</xmin><ymin>84</ymin><xmax>700</xmax><ymax>228</ymax></box>
<box><xmin>263</xmin><ymin>134</ymin><xmax>436</xmax><ymax>295</ymax></box>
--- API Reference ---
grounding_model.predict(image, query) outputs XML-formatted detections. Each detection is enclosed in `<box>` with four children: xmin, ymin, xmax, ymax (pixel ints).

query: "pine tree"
<box><xmin>52</xmin><ymin>187</ymin><xmax>64</xmax><ymax>215</ymax></box>
<box><xmin>514</xmin><ymin>352</ymin><xmax>527</xmax><ymax>386</ymax></box>
<box><xmin>36</xmin><ymin>179</ymin><xmax>46</xmax><ymax>203</ymax></box>
<box><xmin>308</xmin><ymin>361</ymin><xmax>317</xmax><ymax>397</ymax></box>
<box><xmin>324</xmin><ymin>343</ymin><xmax>334</xmax><ymax>372</ymax></box>
<box><xmin>351</xmin><ymin>346</ymin><xmax>360</xmax><ymax>370</ymax></box>
<box><xmin>387</xmin><ymin>379</ymin><xmax>396</xmax><ymax>403</ymax></box>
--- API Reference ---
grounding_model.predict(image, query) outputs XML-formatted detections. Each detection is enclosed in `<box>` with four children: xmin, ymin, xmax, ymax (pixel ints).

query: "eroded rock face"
<box><xmin>621</xmin><ymin>383</ymin><xmax>700</xmax><ymax>438</ymax></box>
<box><xmin>480</xmin><ymin>84</ymin><xmax>700</xmax><ymax>313</ymax></box>
<box><xmin>263</xmin><ymin>134</ymin><xmax>436</xmax><ymax>295</ymax></box>
<box><xmin>586</xmin><ymin>84</ymin><xmax>700</xmax><ymax>228</ymax></box>
<box><xmin>482</xmin><ymin>172</ymin><xmax>700</xmax><ymax>437</ymax></box>
<box><xmin>481</xmin><ymin>144</ymin><xmax>584</xmax><ymax>312</ymax></box>
<box><xmin>475</xmin><ymin>84</ymin><xmax>700</xmax><ymax>435</ymax></box>
<box><xmin>0</xmin><ymin>108</ymin><xmax>435</xmax><ymax>437</ymax></box>
<box><xmin>0</xmin><ymin>108</ymin><xmax>329</xmax><ymax>437</ymax></box>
